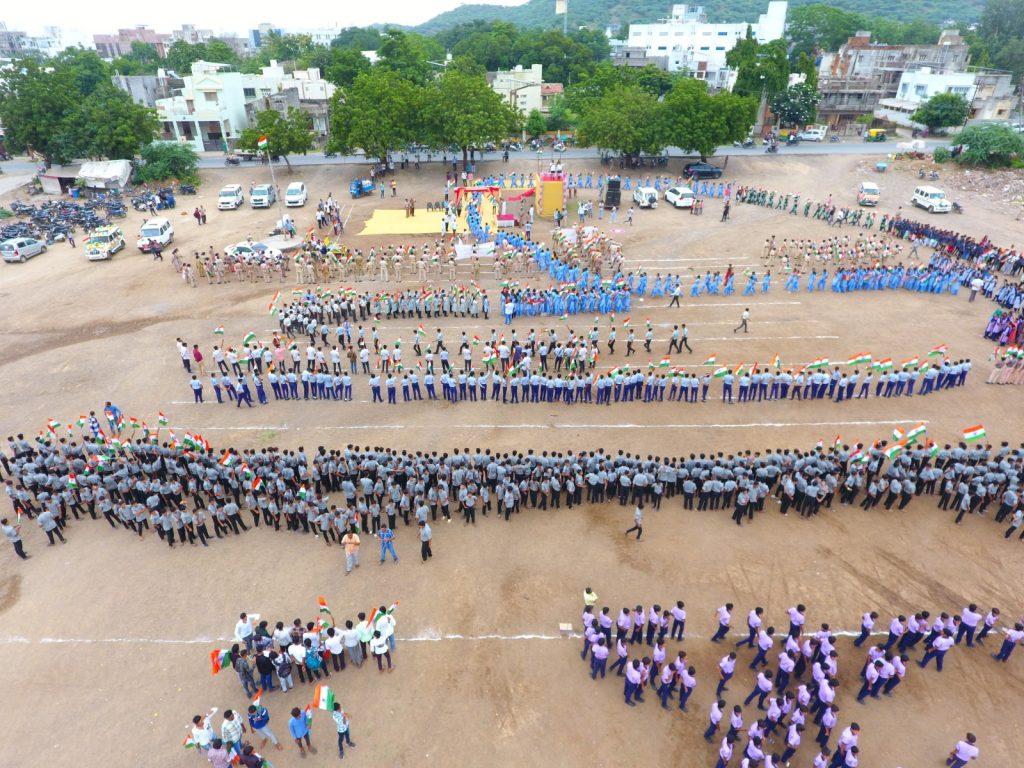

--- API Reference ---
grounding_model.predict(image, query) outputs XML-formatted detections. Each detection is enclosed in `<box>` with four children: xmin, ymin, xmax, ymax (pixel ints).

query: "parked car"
<box><xmin>912</xmin><ymin>185</ymin><xmax>951</xmax><ymax>213</ymax></box>
<box><xmin>664</xmin><ymin>186</ymin><xmax>696</xmax><ymax>209</ymax></box>
<box><xmin>136</xmin><ymin>217</ymin><xmax>174</xmax><ymax>251</ymax></box>
<box><xmin>217</xmin><ymin>184</ymin><xmax>245</xmax><ymax>210</ymax></box>
<box><xmin>285</xmin><ymin>181</ymin><xmax>308</xmax><ymax>207</ymax></box>
<box><xmin>632</xmin><ymin>186</ymin><xmax>659</xmax><ymax>209</ymax></box>
<box><xmin>798</xmin><ymin>125</ymin><xmax>828</xmax><ymax>142</ymax></box>
<box><xmin>250</xmin><ymin>184</ymin><xmax>277</xmax><ymax>208</ymax></box>
<box><xmin>85</xmin><ymin>226</ymin><xmax>126</xmax><ymax>261</ymax></box>
<box><xmin>1</xmin><ymin>237</ymin><xmax>47</xmax><ymax>263</ymax></box>
<box><xmin>224</xmin><ymin>241</ymin><xmax>283</xmax><ymax>262</ymax></box>
<box><xmin>683</xmin><ymin>161</ymin><xmax>723</xmax><ymax>180</ymax></box>
<box><xmin>857</xmin><ymin>181</ymin><xmax>880</xmax><ymax>206</ymax></box>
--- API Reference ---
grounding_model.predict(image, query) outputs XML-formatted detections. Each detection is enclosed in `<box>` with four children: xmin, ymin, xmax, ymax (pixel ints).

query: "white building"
<box><xmin>155</xmin><ymin>60</ymin><xmax>336</xmax><ymax>152</ymax></box>
<box><xmin>875</xmin><ymin>66</ymin><xmax>1019</xmax><ymax>128</ymax></box>
<box><xmin>626</xmin><ymin>1</ymin><xmax>788</xmax><ymax>90</ymax></box>
<box><xmin>490</xmin><ymin>64</ymin><xmax>545</xmax><ymax>114</ymax></box>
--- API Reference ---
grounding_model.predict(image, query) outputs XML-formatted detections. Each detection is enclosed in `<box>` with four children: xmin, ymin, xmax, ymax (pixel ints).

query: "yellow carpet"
<box><xmin>357</xmin><ymin>209</ymin><xmax>444</xmax><ymax>236</ymax></box>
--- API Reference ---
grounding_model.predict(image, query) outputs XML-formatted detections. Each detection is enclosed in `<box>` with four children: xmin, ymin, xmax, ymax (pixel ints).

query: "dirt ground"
<box><xmin>1</xmin><ymin>153</ymin><xmax>1023</xmax><ymax>768</ymax></box>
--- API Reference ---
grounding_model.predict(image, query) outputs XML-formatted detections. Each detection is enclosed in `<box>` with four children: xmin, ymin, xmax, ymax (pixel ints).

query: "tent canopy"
<box><xmin>79</xmin><ymin>159</ymin><xmax>132</xmax><ymax>189</ymax></box>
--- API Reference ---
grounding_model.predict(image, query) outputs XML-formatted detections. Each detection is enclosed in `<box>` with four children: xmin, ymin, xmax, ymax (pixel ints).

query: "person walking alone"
<box><xmin>733</xmin><ymin>308</ymin><xmax>750</xmax><ymax>334</ymax></box>
<box><xmin>625</xmin><ymin>503</ymin><xmax>644</xmax><ymax>540</ymax></box>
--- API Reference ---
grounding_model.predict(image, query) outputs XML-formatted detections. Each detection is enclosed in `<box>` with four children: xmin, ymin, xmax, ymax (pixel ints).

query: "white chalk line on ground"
<box><xmin>169</xmin><ymin>419</ymin><xmax>929</xmax><ymax>432</ymax></box>
<box><xmin>0</xmin><ymin>630</ymin><xmax>881</xmax><ymax>646</ymax></box>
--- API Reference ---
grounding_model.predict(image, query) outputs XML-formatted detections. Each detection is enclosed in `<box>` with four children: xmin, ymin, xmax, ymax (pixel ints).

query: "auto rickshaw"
<box><xmin>349</xmin><ymin>178</ymin><xmax>375</xmax><ymax>198</ymax></box>
<box><xmin>864</xmin><ymin>128</ymin><xmax>887</xmax><ymax>143</ymax></box>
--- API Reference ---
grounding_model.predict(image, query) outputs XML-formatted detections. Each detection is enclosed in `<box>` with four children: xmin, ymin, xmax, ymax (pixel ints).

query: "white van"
<box><xmin>912</xmin><ymin>185</ymin><xmax>951</xmax><ymax>213</ymax></box>
<box><xmin>285</xmin><ymin>182</ymin><xmax>308</xmax><ymax>207</ymax></box>
<box><xmin>632</xmin><ymin>186</ymin><xmax>659</xmax><ymax>209</ymax></box>
<box><xmin>857</xmin><ymin>182</ymin><xmax>880</xmax><ymax>206</ymax></box>
<box><xmin>250</xmin><ymin>184</ymin><xmax>276</xmax><ymax>208</ymax></box>
<box><xmin>217</xmin><ymin>184</ymin><xmax>244</xmax><ymax>210</ymax></box>
<box><xmin>798</xmin><ymin>124</ymin><xmax>828</xmax><ymax>142</ymax></box>
<box><xmin>137</xmin><ymin>217</ymin><xmax>174</xmax><ymax>250</ymax></box>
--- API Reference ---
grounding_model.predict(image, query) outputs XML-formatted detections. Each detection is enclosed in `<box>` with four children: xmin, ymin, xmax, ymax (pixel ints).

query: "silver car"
<box><xmin>1</xmin><ymin>237</ymin><xmax>47</xmax><ymax>263</ymax></box>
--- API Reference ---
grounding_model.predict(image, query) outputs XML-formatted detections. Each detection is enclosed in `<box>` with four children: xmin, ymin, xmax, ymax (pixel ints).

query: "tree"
<box><xmin>137</xmin><ymin>142</ymin><xmax>199</xmax><ymax>184</ymax></box>
<box><xmin>727</xmin><ymin>33</ymin><xmax>789</xmax><ymax>99</ymax></box>
<box><xmin>66</xmin><ymin>84</ymin><xmax>159</xmax><ymax>159</ymax></box>
<box><xmin>525</xmin><ymin>109</ymin><xmax>547</xmax><ymax>138</ymax></box>
<box><xmin>331</xmin><ymin>27</ymin><xmax>383</xmax><ymax>51</ymax></box>
<box><xmin>327</xmin><ymin>68</ymin><xmax>422</xmax><ymax>163</ymax></box>
<box><xmin>954</xmin><ymin>123</ymin><xmax>1024</xmax><ymax>167</ymax></box>
<box><xmin>50</xmin><ymin>48</ymin><xmax>111</xmax><ymax>96</ymax></box>
<box><xmin>576</xmin><ymin>84</ymin><xmax>667</xmax><ymax>159</ymax></box>
<box><xmin>425</xmin><ymin>69</ymin><xmax>520</xmax><ymax>168</ymax></box>
<box><xmin>111</xmin><ymin>41</ymin><xmax>162</xmax><ymax>76</ymax></box>
<box><xmin>770</xmin><ymin>83</ymin><xmax>821</xmax><ymax>127</ymax></box>
<box><xmin>377</xmin><ymin>30</ymin><xmax>445</xmax><ymax>85</ymax></box>
<box><xmin>566</xmin><ymin>62</ymin><xmax>674</xmax><ymax>115</ymax></box>
<box><xmin>663</xmin><ymin>78</ymin><xmax>756</xmax><ymax>159</ymax></box>
<box><xmin>323</xmin><ymin>48</ymin><xmax>372</xmax><ymax>88</ymax></box>
<box><xmin>545</xmin><ymin>95</ymin><xmax>576</xmax><ymax>132</ymax></box>
<box><xmin>165</xmin><ymin>40</ymin><xmax>206</xmax><ymax>74</ymax></box>
<box><xmin>911</xmin><ymin>92</ymin><xmax>970</xmax><ymax>132</ymax></box>
<box><xmin>0</xmin><ymin>58</ymin><xmax>80</xmax><ymax>164</ymax></box>
<box><xmin>237</xmin><ymin>108</ymin><xmax>314</xmax><ymax>171</ymax></box>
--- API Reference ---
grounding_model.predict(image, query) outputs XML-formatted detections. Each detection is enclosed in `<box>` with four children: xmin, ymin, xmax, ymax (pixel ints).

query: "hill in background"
<box><xmin>415</xmin><ymin>0</ymin><xmax>982</xmax><ymax>34</ymax></box>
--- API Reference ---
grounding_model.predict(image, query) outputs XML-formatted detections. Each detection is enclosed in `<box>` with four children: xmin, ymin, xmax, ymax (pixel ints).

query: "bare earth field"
<box><xmin>1</xmin><ymin>152</ymin><xmax>1022</xmax><ymax>768</ymax></box>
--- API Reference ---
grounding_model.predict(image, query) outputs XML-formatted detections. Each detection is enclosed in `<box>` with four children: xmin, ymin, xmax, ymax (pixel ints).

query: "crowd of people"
<box><xmin>578</xmin><ymin>587</ymin><xmax>1013</xmax><ymax>767</ymax></box>
<box><xmin>4</xmin><ymin>415</ymin><xmax>1024</xmax><ymax>561</ymax></box>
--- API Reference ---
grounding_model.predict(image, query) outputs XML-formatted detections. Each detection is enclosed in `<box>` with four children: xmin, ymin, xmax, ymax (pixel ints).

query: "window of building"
<box><xmin>204</xmin><ymin>92</ymin><xmax>218</xmax><ymax>104</ymax></box>
<box><xmin>699</xmin><ymin>46</ymin><xmax>709</xmax><ymax>51</ymax></box>
<box><xmin>718</xmin><ymin>31</ymin><xmax>728</xmax><ymax>35</ymax></box>
<box><xmin>243</xmin><ymin>87</ymin><xmax>256</xmax><ymax>98</ymax></box>
<box><xmin>715</xmin><ymin>46</ymin><xmax>725</xmax><ymax>51</ymax></box>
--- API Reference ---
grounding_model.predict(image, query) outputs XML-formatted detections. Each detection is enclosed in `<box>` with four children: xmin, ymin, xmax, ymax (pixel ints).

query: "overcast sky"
<box><xmin>5</xmin><ymin>0</ymin><xmax>528</xmax><ymax>36</ymax></box>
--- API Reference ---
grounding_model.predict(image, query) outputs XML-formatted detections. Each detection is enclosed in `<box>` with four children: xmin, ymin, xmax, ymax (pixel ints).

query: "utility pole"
<box><xmin>564</xmin><ymin>0</ymin><xmax>569</xmax><ymax>35</ymax></box>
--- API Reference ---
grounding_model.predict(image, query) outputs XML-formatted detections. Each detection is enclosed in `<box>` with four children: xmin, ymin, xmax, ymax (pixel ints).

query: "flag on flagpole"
<box><xmin>304</xmin><ymin>704</ymin><xmax>314</xmax><ymax>725</ymax></box>
<box><xmin>906</xmin><ymin>423</ymin><xmax>927</xmax><ymax>444</ymax></box>
<box><xmin>318</xmin><ymin>596</ymin><xmax>332</xmax><ymax>616</ymax></box>
<box><xmin>883</xmin><ymin>441</ymin><xmax>906</xmax><ymax>460</ymax></box>
<box><xmin>213</xmin><ymin>325</ymin><xmax>225</xmax><ymax>336</ymax></box>
<box><xmin>769</xmin><ymin>353</ymin><xmax>781</xmax><ymax>368</ymax></box>
<box><xmin>846</xmin><ymin>352</ymin><xmax>871</xmax><ymax>366</ymax></box>
<box><xmin>873</xmin><ymin>358</ymin><xmax>894</xmax><ymax>371</ymax></box>
<box><xmin>900</xmin><ymin>356</ymin><xmax>918</xmax><ymax>369</ymax></box>
<box><xmin>622</xmin><ymin>316</ymin><xmax>631</xmax><ymax>327</ymax></box>
<box><xmin>251</xmin><ymin>688</ymin><xmax>263</xmax><ymax>707</ymax></box>
<box><xmin>257</xmin><ymin>135</ymin><xmax>269</xmax><ymax>150</ymax></box>
<box><xmin>219</xmin><ymin>451</ymin><xmax>235</xmax><ymax>467</ymax></box>
<box><xmin>702</xmin><ymin>354</ymin><xmax>716</xmax><ymax>366</ymax></box>
<box><xmin>242</xmin><ymin>332</ymin><xmax>257</xmax><ymax>346</ymax></box>
<box><xmin>927</xmin><ymin>440</ymin><xmax>939</xmax><ymax>458</ymax></box>
<box><xmin>312</xmin><ymin>684</ymin><xmax>335</xmax><ymax>711</ymax></box>
<box><xmin>252</xmin><ymin>476</ymin><xmax>264</xmax><ymax>492</ymax></box>
<box><xmin>157</xmin><ymin>412</ymin><xmax>169</xmax><ymax>426</ymax></box>
<box><xmin>892</xmin><ymin>426</ymin><xmax>906</xmax><ymax>441</ymax></box>
<box><xmin>962</xmin><ymin>424</ymin><xmax>986</xmax><ymax>443</ymax></box>
<box><xmin>927</xmin><ymin>344</ymin><xmax>947</xmax><ymax>357</ymax></box>
<box><xmin>298</xmin><ymin>485</ymin><xmax>308</xmax><ymax>500</ymax></box>
<box><xmin>806</xmin><ymin>358</ymin><xmax>829</xmax><ymax>370</ymax></box>
<box><xmin>833</xmin><ymin>435</ymin><xmax>842</xmax><ymax>449</ymax></box>
<box><xmin>658</xmin><ymin>357</ymin><xmax>671</xmax><ymax>368</ymax></box>
<box><xmin>712</xmin><ymin>366</ymin><xmax>729</xmax><ymax>378</ymax></box>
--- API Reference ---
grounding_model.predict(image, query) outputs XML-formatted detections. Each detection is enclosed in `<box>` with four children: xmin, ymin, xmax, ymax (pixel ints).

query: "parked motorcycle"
<box><xmin>224</xmin><ymin>155</ymin><xmax>241</xmax><ymax>166</ymax></box>
<box><xmin>765</xmin><ymin>143</ymin><xmax>779</xmax><ymax>154</ymax></box>
<box><xmin>178</xmin><ymin>183</ymin><xmax>197</xmax><ymax>195</ymax></box>
<box><xmin>952</xmin><ymin>201</ymin><xmax>963</xmax><ymax>213</ymax></box>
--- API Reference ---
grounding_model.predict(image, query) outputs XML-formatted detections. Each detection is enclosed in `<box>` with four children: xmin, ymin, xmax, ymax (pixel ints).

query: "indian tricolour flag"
<box><xmin>928</xmin><ymin>344</ymin><xmax>947</xmax><ymax>358</ymax></box>
<box><xmin>659</xmin><ymin>357</ymin><xmax>671</xmax><ymax>368</ymax></box>
<box><xmin>157</xmin><ymin>412</ymin><xmax>169</xmax><ymax>426</ymax></box>
<box><xmin>769</xmin><ymin>353</ymin><xmax>781</xmax><ymax>368</ymax></box>
<box><xmin>927</xmin><ymin>441</ymin><xmax>940</xmax><ymax>458</ymax></box>
<box><xmin>242</xmin><ymin>332</ymin><xmax>257</xmax><ymax>346</ymax></box>
<box><xmin>219</xmin><ymin>451</ymin><xmax>235</xmax><ymax>467</ymax></box>
<box><xmin>182</xmin><ymin>734</ymin><xmax>197</xmax><ymax>750</ymax></box>
<box><xmin>963</xmin><ymin>424</ymin><xmax>986</xmax><ymax>443</ymax></box>
<box><xmin>298</xmin><ymin>485</ymin><xmax>308</xmax><ymax>500</ymax></box>
<box><xmin>252</xmin><ymin>476</ymin><xmax>264</xmax><ymax>492</ymax></box>
<box><xmin>213</xmin><ymin>326</ymin><xmax>225</xmax><ymax>336</ymax></box>
<box><xmin>901</xmin><ymin>357</ymin><xmax>918</xmax><ymax>369</ymax></box>
<box><xmin>67</xmin><ymin>473</ymin><xmax>78</xmax><ymax>489</ymax></box>
<box><xmin>210</xmin><ymin>648</ymin><xmax>232</xmax><ymax>675</ymax></box>
<box><xmin>892</xmin><ymin>426</ymin><xmax>906</xmax><ymax>441</ymax></box>
<box><xmin>251</xmin><ymin>688</ymin><xmax>264</xmax><ymax>707</ymax></box>
<box><xmin>703</xmin><ymin>354</ymin><xmax>717</xmax><ymax>366</ymax></box>
<box><xmin>807</xmin><ymin>358</ymin><xmax>829</xmax><ymax>370</ymax></box>
<box><xmin>309</xmin><ymin>684</ymin><xmax>333</xmax><ymax>716</ymax></box>
<box><xmin>906</xmin><ymin>423</ymin><xmax>927</xmax><ymax>444</ymax></box>
<box><xmin>846</xmin><ymin>352</ymin><xmax>871</xmax><ymax>366</ymax></box>
<box><xmin>873</xmin><ymin>358</ymin><xmax>893</xmax><ymax>371</ymax></box>
<box><xmin>883</xmin><ymin>441</ymin><xmax>906</xmax><ymax>460</ymax></box>
<box><xmin>318</xmin><ymin>595</ymin><xmax>332</xmax><ymax>616</ymax></box>
<box><xmin>47</xmin><ymin>419</ymin><xmax>61</xmax><ymax>433</ymax></box>
<box><xmin>257</xmin><ymin>135</ymin><xmax>269</xmax><ymax>150</ymax></box>
<box><xmin>712</xmin><ymin>366</ymin><xmax>729</xmax><ymax>378</ymax></box>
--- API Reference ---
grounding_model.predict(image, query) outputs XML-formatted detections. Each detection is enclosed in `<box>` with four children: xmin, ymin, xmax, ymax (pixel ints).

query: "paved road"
<box><xmin>0</xmin><ymin>139</ymin><xmax>945</xmax><ymax>177</ymax></box>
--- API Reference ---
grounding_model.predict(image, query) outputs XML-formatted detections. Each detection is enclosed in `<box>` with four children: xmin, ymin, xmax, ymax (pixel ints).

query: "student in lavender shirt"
<box><xmin>206</xmin><ymin>739</ymin><xmax>231</xmax><ymax>768</ymax></box>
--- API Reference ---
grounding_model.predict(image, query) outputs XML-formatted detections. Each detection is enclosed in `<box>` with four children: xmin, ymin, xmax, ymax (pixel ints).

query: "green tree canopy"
<box><xmin>662</xmin><ymin>78</ymin><xmax>756</xmax><ymax>159</ymax></box>
<box><xmin>524</xmin><ymin>109</ymin><xmax>547</xmax><ymax>138</ymax></box>
<box><xmin>770</xmin><ymin>83</ymin><xmax>821</xmax><ymax>127</ymax></box>
<box><xmin>377</xmin><ymin>30</ymin><xmax>446</xmax><ymax>85</ymax></box>
<box><xmin>237</xmin><ymin>107</ymin><xmax>314</xmax><ymax>171</ymax></box>
<box><xmin>327</xmin><ymin>68</ymin><xmax>422</xmax><ymax>163</ymax></box>
<box><xmin>67</xmin><ymin>84</ymin><xmax>160</xmax><ymax>159</ymax></box>
<box><xmin>954</xmin><ymin>123</ymin><xmax>1024</xmax><ymax>167</ymax></box>
<box><xmin>576</xmin><ymin>84</ymin><xmax>667</xmax><ymax>158</ymax></box>
<box><xmin>727</xmin><ymin>34</ymin><xmax>790</xmax><ymax>99</ymax></box>
<box><xmin>137</xmin><ymin>142</ymin><xmax>200</xmax><ymax>184</ymax></box>
<box><xmin>911</xmin><ymin>92</ymin><xmax>970</xmax><ymax>131</ymax></box>
<box><xmin>424</xmin><ymin>69</ymin><xmax>520</xmax><ymax>167</ymax></box>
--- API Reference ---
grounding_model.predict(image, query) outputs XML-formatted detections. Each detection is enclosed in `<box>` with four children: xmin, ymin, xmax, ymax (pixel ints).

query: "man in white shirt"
<box><xmin>946</xmin><ymin>733</ymin><xmax>979</xmax><ymax>768</ymax></box>
<box><xmin>235</xmin><ymin>613</ymin><xmax>256</xmax><ymax>652</ymax></box>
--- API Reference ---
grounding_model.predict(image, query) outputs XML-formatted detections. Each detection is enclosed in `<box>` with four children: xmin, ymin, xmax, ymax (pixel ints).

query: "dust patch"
<box><xmin>0</xmin><ymin>574</ymin><xmax>22</xmax><ymax>614</ymax></box>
